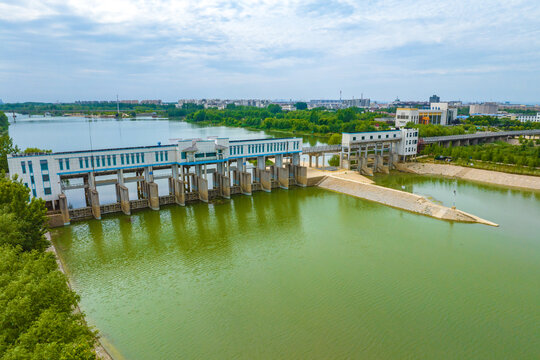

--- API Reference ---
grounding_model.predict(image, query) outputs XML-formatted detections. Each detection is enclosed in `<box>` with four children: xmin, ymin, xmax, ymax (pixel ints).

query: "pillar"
<box><xmin>275</xmin><ymin>154</ymin><xmax>283</xmax><ymax>168</ymax></box>
<box><xmin>257</xmin><ymin>156</ymin><xmax>265</xmax><ymax>170</ymax></box>
<box><xmin>116</xmin><ymin>184</ymin><xmax>130</xmax><ymax>215</ymax></box>
<box><xmin>219</xmin><ymin>174</ymin><xmax>231</xmax><ymax>199</ymax></box>
<box><xmin>309</xmin><ymin>155</ymin><xmax>312</xmax><ymax>168</ymax></box>
<box><xmin>278</xmin><ymin>167</ymin><xmax>289</xmax><ymax>189</ymax></box>
<box><xmin>148</xmin><ymin>182</ymin><xmax>159</xmax><ymax>210</ymax></box>
<box><xmin>294</xmin><ymin>165</ymin><xmax>307</xmax><ymax>187</ymax></box>
<box><xmin>174</xmin><ymin>179</ymin><xmax>185</xmax><ymax>206</ymax></box>
<box><xmin>88</xmin><ymin>188</ymin><xmax>101</xmax><ymax>220</ymax></box>
<box><xmin>260</xmin><ymin>170</ymin><xmax>272</xmax><ymax>192</ymax></box>
<box><xmin>58</xmin><ymin>193</ymin><xmax>70</xmax><ymax>225</ymax></box>
<box><xmin>240</xmin><ymin>171</ymin><xmax>252</xmax><ymax>195</ymax></box>
<box><xmin>197</xmin><ymin>176</ymin><xmax>209</xmax><ymax>202</ymax></box>
<box><xmin>315</xmin><ymin>155</ymin><xmax>319</xmax><ymax>168</ymax></box>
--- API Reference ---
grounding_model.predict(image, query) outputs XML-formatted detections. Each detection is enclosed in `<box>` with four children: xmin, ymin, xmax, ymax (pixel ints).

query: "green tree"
<box><xmin>24</xmin><ymin>147</ymin><xmax>52</xmax><ymax>154</ymax></box>
<box><xmin>328</xmin><ymin>133</ymin><xmax>342</xmax><ymax>145</ymax></box>
<box><xmin>0</xmin><ymin>176</ymin><xmax>49</xmax><ymax>252</ymax></box>
<box><xmin>0</xmin><ymin>245</ymin><xmax>97</xmax><ymax>359</ymax></box>
<box><xmin>328</xmin><ymin>155</ymin><xmax>340</xmax><ymax>167</ymax></box>
<box><xmin>295</xmin><ymin>102</ymin><xmax>307</xmax><ymax>110</ymax></box>
<box><xmin>267</xmin><ymin>104</ymin><xmax>282</xmax><ymax>114</ymax></box>
<box><xmin>0</xmin><ymin>111</ymin><xmax>8</xmax><ymax>133</ymax></box>
<box><xmin>0</xmin><ymin>134</ymin><xmax>19</xmax><ymax>172</ymax></box>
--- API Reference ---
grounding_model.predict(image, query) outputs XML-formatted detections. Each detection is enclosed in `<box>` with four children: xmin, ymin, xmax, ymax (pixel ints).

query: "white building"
<box><xmin>395</xmin><ymin>104</ymin><xmax>456</xmax><ymax>128</ymax></box>
<box><xmin>517</xmin><ymin>113</ymin><xmax>540</xmax><ymax>123</ymax></box>
<box><xmin>341</xmin><ymin>128</ymin><xmax>418</xmax><ymax>158</ymax></box>
<box><xmin>7</xmin><ymin>137</ymin><xmax>303</xmax><ymax>205</ymax></box>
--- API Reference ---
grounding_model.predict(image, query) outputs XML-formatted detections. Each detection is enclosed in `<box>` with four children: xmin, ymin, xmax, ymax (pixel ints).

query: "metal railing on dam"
<box><xmin>302</xmin><ymin>145</ymin><xmax>342</xmax><ymax>153</ymax></box>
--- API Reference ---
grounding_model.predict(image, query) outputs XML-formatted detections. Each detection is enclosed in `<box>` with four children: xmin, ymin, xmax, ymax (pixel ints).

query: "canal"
<box><xmin>10</xmin><ymin>117</ymin><xmax>540</xmax><ymax>359</ymax></box>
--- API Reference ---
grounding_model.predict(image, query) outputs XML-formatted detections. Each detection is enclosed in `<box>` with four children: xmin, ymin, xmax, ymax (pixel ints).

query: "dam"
<box><xmin>8</xmin><ymin>128</ymin><xmax>422</xmax><ymax>226</ymax></box>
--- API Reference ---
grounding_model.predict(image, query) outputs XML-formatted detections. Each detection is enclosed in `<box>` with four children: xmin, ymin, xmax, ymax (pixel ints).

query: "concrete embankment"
<box><xmin>315</xmin><ymin>175</ymin><xmax>498</xmax><ymax>226</ymax></box>
<box><xmin>400</xmin><ymin>162</ymin><xmax>540</xmax><ymax>191</ymax></box>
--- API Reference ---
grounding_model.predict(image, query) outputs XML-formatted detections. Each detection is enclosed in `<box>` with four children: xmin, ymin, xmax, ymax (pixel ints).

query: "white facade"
<box><xmin>7</xmin><ymin>137</ymin><xmax>302</xmax><ymax>202</ymax></box>
<box><xmin>341</xmin><ymin>128</ymin><xmax>418</xmax><ymax>156</ymax></box>
<box><xmin>470</xmin><ymin>103</ymin><xmax>498</xmax><ymax>115</ymax></box>
<box><xmin>517</xmin><ymin>113</ymin><xmax>540</xmax><ymax>123</ymax></box>
<box><xmin>396</xmin><ymin>105</ymin><xmax>456</xmax><ymax>128</ymax></box>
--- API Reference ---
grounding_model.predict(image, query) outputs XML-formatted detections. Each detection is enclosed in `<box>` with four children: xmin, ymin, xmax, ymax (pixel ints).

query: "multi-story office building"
<box><xmin>469</xmin><ymin>102</ymin><xmax>498</xmax><ymax>115</ymax></box>
<box><xmin>429</xmin><ymin>95</ymin><xmax>440</xmax><ymax>103</ymax></box>
<box><xmin>395</xmin><ymin>103</ymin><xmax>457</xmax><ymax>128</ymax></box>
<box><xmin>517</xmin><ymin>113</ymin><xmax>540</xmax><ymax>122</ymax></box>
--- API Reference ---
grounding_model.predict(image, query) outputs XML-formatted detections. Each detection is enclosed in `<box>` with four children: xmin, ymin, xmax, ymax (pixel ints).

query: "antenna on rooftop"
<box><xmin>339</xmin><ymin>90</ymin><xmax>342</xmax><ymax>101</ymax></box>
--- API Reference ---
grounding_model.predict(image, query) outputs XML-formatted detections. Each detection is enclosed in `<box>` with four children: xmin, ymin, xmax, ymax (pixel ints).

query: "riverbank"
<box><xmin>401</xmin><ymin>162</ymin><xmax>540</xmax><ymax>191</ymax></box>
<box><xmin>46</xmin><ymin>233</ymin><xmax>116</xmax><ymax>360</ymax></box>
<box><xmin>306</xmin><ymin>170</ymin><xmax>498</xmax><ymax>226</ymax></box>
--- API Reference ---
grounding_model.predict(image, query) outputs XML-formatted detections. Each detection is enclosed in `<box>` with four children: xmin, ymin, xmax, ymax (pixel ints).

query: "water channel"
<box><xmin>10</xmin><ymin>116</ymin><xmax>540</xmax><ymax>359</ymax></box>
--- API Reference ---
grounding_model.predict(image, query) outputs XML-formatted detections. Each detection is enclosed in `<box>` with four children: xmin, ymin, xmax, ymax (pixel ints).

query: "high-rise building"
<box><xmin>429</xmin><ymin>95</ymin><xmax>440</xmax><ymax>103</ymax></box>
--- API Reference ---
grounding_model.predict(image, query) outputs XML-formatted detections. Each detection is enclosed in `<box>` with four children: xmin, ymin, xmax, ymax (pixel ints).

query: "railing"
<box><xmin>302</xmin><ymin>145</ymin><xmax>342</xmax><ymax>153</ymax></box>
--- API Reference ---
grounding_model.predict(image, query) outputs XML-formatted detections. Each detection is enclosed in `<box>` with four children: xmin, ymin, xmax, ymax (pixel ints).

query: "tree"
<box><xmin>0</xmin><ymin>111</ymin><xmax>8</xmax><ymax>133</ymax></box>
<box><xmin>267</xmin><ymin>104</ymin><xmax>282</xmax><ymax>114</ymax></box>
<box><xmin>24</xmin><ymin>147</ymin><xmax>52</xmax><ymax>154</ymax></box>
<box><xmin>0</xmin><ymin>134</ymin><xmax>19</xmax><ymax>172</ymax></box>
<box><xmin>0</xmin><ymin>176</ymin><xmax>49</xmax><ymax>252</ymax></box>
<box><xmin>328</xmin><ymin>155</ymin><xmax>340</xmax><ymax>167</ymax></box>
<box><xmin>295</xmin><ymin>102</ymin><xmax>307</xmax><ymax>110</ymax></box>
<box><xmin>328</xmin><ymin>133</ymin><xmax>342</xmax><ymax>145</ymax></box>
<box><xmin>0</xmin><ymin>245</ymin><xmax>97</xmax><ymax>359</ymax></box>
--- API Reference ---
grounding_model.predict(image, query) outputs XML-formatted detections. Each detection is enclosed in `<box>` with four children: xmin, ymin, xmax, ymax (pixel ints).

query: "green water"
<box><xmin>51</xmin><ymin>178</ymin><xmax>540</xmax><ymax>359</ymax></box>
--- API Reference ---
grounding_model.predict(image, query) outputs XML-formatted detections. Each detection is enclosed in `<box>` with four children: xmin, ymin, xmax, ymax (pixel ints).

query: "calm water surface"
<box><xmin>51</xmin><ymin>178</ymin><xmax>540</xmax><ymax>359</ymax></box>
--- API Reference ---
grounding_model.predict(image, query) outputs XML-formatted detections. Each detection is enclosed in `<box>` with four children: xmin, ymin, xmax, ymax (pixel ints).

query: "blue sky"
<box><xmin>1</xmin><ymin>0</ymin><xmax>539</xmax><ymax>103</ymax></box>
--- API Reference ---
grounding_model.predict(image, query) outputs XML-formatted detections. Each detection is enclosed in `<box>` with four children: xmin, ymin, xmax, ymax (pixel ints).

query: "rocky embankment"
<box><xmin>400</xmin><ymin>163</ymin><xmax>540</xmax><ymax>191</ymax></box>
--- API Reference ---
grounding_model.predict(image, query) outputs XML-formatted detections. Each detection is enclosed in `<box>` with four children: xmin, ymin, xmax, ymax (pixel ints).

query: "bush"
<box><xmin>328</xmin><ymin>155</ymin><xmax>340</xmax><ymax>167</ymax></box>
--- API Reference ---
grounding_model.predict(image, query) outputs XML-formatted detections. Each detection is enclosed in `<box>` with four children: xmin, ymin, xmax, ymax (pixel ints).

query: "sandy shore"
<box><xmin>310</xmin><ymin>173</ymin><xmax>497</xmax><ymax>226</ymax></box>
<box><xmin>402</xmin><ymin>163</ymin><xmax>540</xmax><ymax>191</ymax></box>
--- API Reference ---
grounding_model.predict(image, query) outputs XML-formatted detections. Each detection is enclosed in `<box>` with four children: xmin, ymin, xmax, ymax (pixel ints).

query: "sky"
<box><xmin>1</xmin><ymin>0</ymin><xmax>540</xmax><ymax>103</ymax></box>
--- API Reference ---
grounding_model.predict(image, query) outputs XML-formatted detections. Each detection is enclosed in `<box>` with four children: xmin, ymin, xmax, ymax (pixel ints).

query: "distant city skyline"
<box><xmin>1</xmin><ymin>0</ymin><xmax>539</xmax><ymax>103</ymax></box>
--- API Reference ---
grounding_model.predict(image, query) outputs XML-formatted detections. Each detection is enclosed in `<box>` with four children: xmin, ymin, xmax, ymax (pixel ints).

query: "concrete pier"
<box><xmin>197</xmin><ymin>176</ymin><xmax>209</xmax><ymax>202</ymax></box>
<box><xmin>239</xmin><ymin>171</ymin><xmax>252</xmax><ymax>195</ymax></box>
<box><xmin>116</xmin><ymin>184</ymin><xmax>130</xmax><ymax>215</ymax></box>
<box><xmin>88</xmin><ymin>188</ymin><xmax>101</xmax><ymax>220</ymax></box>
<box><xmin>260</xmin><ymin>169</ymin><xmax>272</xmax><ymax>192</ymax></box>
<box><xmin>148</xmin><ymin>182</ymin><xmax>159</xmax><ymax>210</ymax></box>
<box><xmin>278</xmin><ymin>167</ymin><xmax>289</xmax><ymax>189</ymax></box>
<box><xmin>58</xmin><ymin>193</ymin><xmax>70</xmax><ymax>225</ymax></box>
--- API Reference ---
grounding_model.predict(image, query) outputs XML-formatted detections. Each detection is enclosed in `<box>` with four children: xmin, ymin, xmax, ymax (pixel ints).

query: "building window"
<box><xmin>42</xmin><ymin>174</ymin><xmax>50</xmax><ymax>182</ymax></box>
<box><xmin>107</xmin><ymin>155</ymin><xmax>111</xmax><ymax>166</ymax></box>
<box><xmin>24</xmin><ymin>183</ymin><xmax>28</xmax><ymax>188</ymax></box>
<box><xmin>370</xmin><ymin>136</ymin><xmax>373</xmax><ymax>139</ymax></box>
<box><xmin>96</xmin><ymin>156</ymin><xmax>100</xmax><ymax>167</ymax></box>
<box><xmin>386</xmin><ymin>135</ymin><xmax>389</xmax><ymax>138</ymax></box>
<box><xmin>181</xmin><ymin>152</ymin><xmax>187</xmax><ymax>160</ymax></box>
<box><xmin>126</xmin><ymin>154</ymin><xmax>130</xmax><ymax>165</ymax></box>
<box><xmin>32</xmin><ymin>189</ymin><xmax>37</xmax><ymax>197</ymax></box>
<box><xmin>85</xmin><ymin>157</ymin><xmax>89</xmax><ymax>168</ymax></box>
<box><xmin>131</xmin><ymin>153</ymin><xmax>135</xmax><ymax>164</ymax></box>
<box><xmin>160</xmin><ymin>151</ymin><xmax>163</xmax><ymax>161</ymax></box>
<box><xmin>164</xmin><ymin>151</ymin><xmax>168</xmax><ymax>161</ymax></box>
<box><xmin>113</xmin><ymin>155</ymin><xmax>117</xmax><ymax>166</ymax></box>
<box><xmin>394</xmin><ymin>134</ymin><xmax>396</xmax><ymax>138</ymax></box>
<box><xmin>21</xmin><ymin>162</ymin><xmax>26</xmax><ymax>174</ymax></box>
<box><xmin>136</xmin><ymin>153</ymin><xmax>140</xmax><ymax>163</ymax></box>
<box><xmin>195</xmin><ymin>153</ymin><xmax>204</xmax><ymax>158</ymax></box>
<box><xmin>155</xmin><ymin>152</ymin><xmax>159</xmax><ymax>162</ymax></box>
<box><xmin>40</xmin><ymin>160</ymin><xmax>48</xmax><ymax>171</ymax></box>
<box><xmin>58</xmin><ymin>159</ymin><xmax>63</xmax><ymax>171</ymax></box>
<box><xmin>79</xmin><ymin>157</ymin><xmax>84</xmax><ymax>168</ymax></box>
<box><xmin>44</xmin><ymin>187</ymin><xmax>51</xmax><ymax>195</ymax></box>
<box><xmin>141</xmin><ymin>153</ymin><xmax>145</xmax><ymax>163</ymax></box>
<box><xmin>65</xmin><ymin>159</ymin><xmax>70</xmax><ymax>170</ymax></box>
<box><xmin>206</xmin><ymin>152</ymin><xmax>217</xmax><ymax>157</ymax></box>
<box><xmin>30</xmin><ymin>175</ymin><xmax>35</xmax><ymax>184</ymax></box>
<box><xmin>378</xmin><ymin>135</ymin><xmax>381</xmax><ymax>139</ymax></box>
<box><xmin>28</xmin><ymin>161</ymin><xmax>33</xmax><ymax>173</ymax></box>
<box><xmin>121</xmin><ymin>154</ymin><xmax>125</xmax><ymax>165</ymax></box>
<box><xmin>102</xmin><ymin>155</ymin><xmax>106</xmax><ymax>166</ymax></box>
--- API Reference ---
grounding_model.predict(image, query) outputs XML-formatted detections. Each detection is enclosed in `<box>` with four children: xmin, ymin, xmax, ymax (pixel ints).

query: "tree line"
<box><xmin>421</xmin><ymin>140</ymin><xmax>540</xmax><ymax>168</ymax></box>
<box><xmin>175</xmin><ymin>104</ymin><xmax>393</xmax><ymax>135</ymax></box>
<box><xmin>0</xmin><ymin>174</ymin><xmax>99</xmax><ymax>359</ymax></box>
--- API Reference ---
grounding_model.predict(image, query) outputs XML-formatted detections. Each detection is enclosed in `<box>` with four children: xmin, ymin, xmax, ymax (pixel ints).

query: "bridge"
<box><xmin>302</xmin><ymin>145</ymin><xmax>342</xmax><ymax>168</ymax></box>
<box><xmin>421</xmin><ymin>129</ymin><xmax>540</xmax><ymax>147</ymax></box>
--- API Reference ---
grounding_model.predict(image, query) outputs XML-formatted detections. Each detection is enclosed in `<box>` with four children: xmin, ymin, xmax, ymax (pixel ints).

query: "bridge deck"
<box><xmin>421</xmin><ymin>129</ymin><xmax>540</xmax><ymax>143</ymax></box>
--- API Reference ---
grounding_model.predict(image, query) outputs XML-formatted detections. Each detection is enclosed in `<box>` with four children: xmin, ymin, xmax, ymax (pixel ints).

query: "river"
<box><xmin>11</xmin><ymin>116</ymin><xmax>540</xmax><ymax>359</ymax></box>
